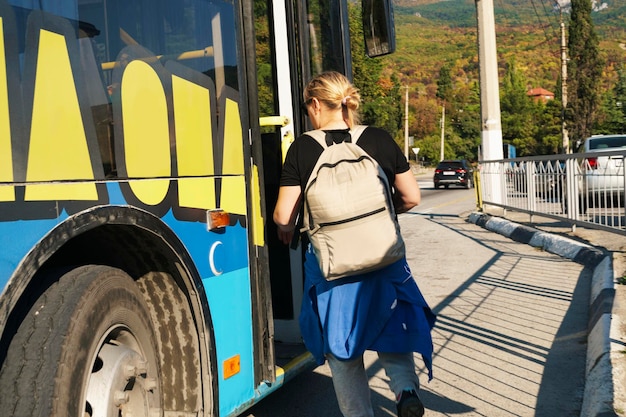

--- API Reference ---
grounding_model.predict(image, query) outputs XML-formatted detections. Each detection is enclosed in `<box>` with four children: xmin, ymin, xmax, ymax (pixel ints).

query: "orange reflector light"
<box><xmin>207</xmin><ymin>209</ymin><xmax>230</xmax><ymax>231</ymax></box>
<box><xmin>223</xmin><ymin>354</ymin><xmax>240</xmax><ymax>379</ymax></box>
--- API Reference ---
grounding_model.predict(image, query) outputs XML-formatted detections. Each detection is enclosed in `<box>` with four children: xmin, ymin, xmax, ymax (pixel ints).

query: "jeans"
<box><xmin>326</xmin><ymin>352</ymin><xmax>420</xmax><ymax>417</ymax></box>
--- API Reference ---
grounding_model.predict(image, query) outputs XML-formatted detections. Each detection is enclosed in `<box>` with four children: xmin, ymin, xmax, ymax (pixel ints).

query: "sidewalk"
<box><xmin>467</xmin><ymin>210</ymin><xmax>625</xmax><ymax>417</ymax></box>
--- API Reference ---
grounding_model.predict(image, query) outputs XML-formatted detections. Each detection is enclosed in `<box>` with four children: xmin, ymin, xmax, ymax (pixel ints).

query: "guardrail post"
<box><xmin>526</xmin><ymin>161</ymin><xmax>536</xmax><ymax>213</ymax></box>
<box><xmin>622</xmin><ymin>155</ymin><xmax>625</xmax><ymax>229</ymax></box>
<box><xmin>564</xmin><ymin>158</ymin><xmax>578</xmax><ymax>225</ymax></box>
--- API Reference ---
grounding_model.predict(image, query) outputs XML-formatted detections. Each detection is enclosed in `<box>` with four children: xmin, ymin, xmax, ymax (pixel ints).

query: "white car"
<box><xmin>578</xmin><ymin>135</ymin><xmax>626</xmax><ymax>212</ymax></box>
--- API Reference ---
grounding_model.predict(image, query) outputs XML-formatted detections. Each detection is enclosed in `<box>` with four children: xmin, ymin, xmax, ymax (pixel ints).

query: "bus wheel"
<box><xmin>0</xmin><ymin>265</ymin><xmax>162</xmax><ymax>416</ymax></box>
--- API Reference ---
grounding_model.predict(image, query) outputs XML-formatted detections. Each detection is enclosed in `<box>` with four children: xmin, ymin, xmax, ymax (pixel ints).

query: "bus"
<box><xmin>0</xmin><ymin>0</ymin><xmax>394</xmax><ymax>416</ymax></box>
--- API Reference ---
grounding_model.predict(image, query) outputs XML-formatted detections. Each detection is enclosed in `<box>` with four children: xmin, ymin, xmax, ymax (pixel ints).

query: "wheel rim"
<box><xmin>85</xmin><ymin>326</ymin><xmax>160</xmax><ymax>417</ymax></box>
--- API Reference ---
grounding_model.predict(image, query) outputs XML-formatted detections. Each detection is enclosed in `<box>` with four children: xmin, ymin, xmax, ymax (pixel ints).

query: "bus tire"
<box><xmin>0</xmin><ymin>265</ymin><xmax>162</xmax><ymax>417</ymax></box>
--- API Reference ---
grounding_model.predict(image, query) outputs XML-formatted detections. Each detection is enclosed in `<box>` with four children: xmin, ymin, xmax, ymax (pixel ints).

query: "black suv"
<box><xmin>433</xmin><ymin>160</ymin><xmax>474</xmax><ymax>189</ymax></box>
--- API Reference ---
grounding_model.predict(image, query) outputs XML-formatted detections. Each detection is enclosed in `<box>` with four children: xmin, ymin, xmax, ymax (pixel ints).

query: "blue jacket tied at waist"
<box><xmin>299</xmin><ymin>246</ymin><xmax>436</xmax><ymax>380</ymax></box>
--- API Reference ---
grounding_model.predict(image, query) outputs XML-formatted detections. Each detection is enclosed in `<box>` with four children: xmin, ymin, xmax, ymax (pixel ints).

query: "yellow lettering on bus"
<box><xmin>251</xmin><ymin>165</ymin><xmax>264</xmax><ymax>246</ymax></box>
<box><xmin>0</xmin><ymin>17</ymin><xmax>14</xmax><ymax>202</ymax></box>
<box><xmin>220</xmin><ymin>97</ymin><xmax>246</xmax><ymax>215</ymax></box>
<box><xmin>122</xmin><ymin>60</ymin><xmax>170</xmax><ymax>206</ymax></box>
<box><xmin>172</xmin><ymin>74</ymin><xmax>216</xmax><ymax>209</ymax></box>
<box><xmin>25</xmin><ymin>30</ymin><xmax>97</xmax><ymax>201</ymax></box>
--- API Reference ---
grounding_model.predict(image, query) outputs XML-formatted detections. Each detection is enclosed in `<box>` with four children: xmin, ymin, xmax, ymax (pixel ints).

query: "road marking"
<box><xmin>413</xmin><ymin>193</ymin><xmax>476</xmax><ymax>214</ymax></box>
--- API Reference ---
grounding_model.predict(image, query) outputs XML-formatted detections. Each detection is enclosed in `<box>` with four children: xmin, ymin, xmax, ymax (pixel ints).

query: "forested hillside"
<box><xmin>393</xmin><ymin>0</ymin><xmax>625</xmax><ymax>91</ymax></box>
<box><xmin>355</xmin><ymin>0</ymin><xmax>626</xmax><ymax>162</ymax></box>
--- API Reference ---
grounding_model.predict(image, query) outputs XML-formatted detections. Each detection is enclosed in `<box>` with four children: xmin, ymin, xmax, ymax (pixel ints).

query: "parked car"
<box><xmin>565</xmin><ymin>135</ymin><xmax>626</xmax><ymax>214</ymax></box>
<box><xmin>580</xmin><ymin>134</ymin><xmax>626</xmax><ymax>192</ymax></box>
<box><xmin>433</xmin><ymin>159</ymin><xmax>474</xmax><ymax>189</ymax></box>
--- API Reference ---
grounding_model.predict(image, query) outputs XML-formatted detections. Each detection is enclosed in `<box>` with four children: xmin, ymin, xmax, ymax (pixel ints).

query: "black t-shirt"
<box><xmin>279</xmin><ymin>126</ymin><xmax>410</xmax><ymax>190</ymax></box>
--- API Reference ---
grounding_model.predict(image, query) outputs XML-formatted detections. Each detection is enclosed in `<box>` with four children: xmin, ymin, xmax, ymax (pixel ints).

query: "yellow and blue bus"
<box><xmin>0</xmin><ymin>0</ymin><xmax>394</xmax><ymax>415</ymax></box>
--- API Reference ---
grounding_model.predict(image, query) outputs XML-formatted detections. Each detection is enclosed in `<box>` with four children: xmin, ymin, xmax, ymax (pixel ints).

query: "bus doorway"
<box><xmin>253</xmin><ymin>0</ymin><xmax>352</xmax><ymax>351</ymax></box>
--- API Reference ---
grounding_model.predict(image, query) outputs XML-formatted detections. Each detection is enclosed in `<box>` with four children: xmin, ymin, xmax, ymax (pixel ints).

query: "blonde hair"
<box><xmin>304</xmin><ymin>71</ymin><xmax>361</xmax><ymax>128</ymax></box>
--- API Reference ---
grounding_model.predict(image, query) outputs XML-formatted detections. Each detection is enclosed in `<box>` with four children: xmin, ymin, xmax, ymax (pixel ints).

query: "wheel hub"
<box><xmin>85</xmin><ymin>341</ymin><xmax>158</xmax><ymax>417</ymax></box>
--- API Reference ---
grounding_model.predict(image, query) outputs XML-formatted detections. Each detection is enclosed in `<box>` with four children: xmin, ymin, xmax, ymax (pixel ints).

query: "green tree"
<box><xmin>616</xmin><ymin>66</ymin><xmax>626</xmax><ymax>133</ymax></box>
<box><xmin>410</xmin><ymin>93</ymin><xmax>439</xmax><ymax>143</ymax></box>
<box><xmin>615</xmin><ymin>66</ymin><xmax>626</xmax><ymax>133</ymax></box>
<box><xmin>349</xmin><ymin>3</ymin><xmax>402</xmax><ymax>138</ymax></box>
<box><xmin>414</xmin><ymin>133</ymin><xmax>442</xmax><ymax>163</ymax></box>
<box><xmin>594</xmin><ymin>65</ymin><xmax>626</xmax><ymax>134</ymax></box>
<box><xmin>432</xmin><ymin>64</ymin><xmax>452</xmax><ymax>160</ymax></box>
<box><xmin>419</xmin><ymin>63</ymin><xmax>481</xmax><ymax>162</ymax></box>
<box><xmin>535</xmin><ymin>99</ymin><xmax>563</xmax><ymax>154</ymax></box>
<box><xmin>448</xmin><ymin>80</ymin><xmax>481</xmax><ymax>161</ymax></box>
<box><xmin>566</xmin><ymin>0</ymin><xmax>604</xmax><ymax>143</ymax></box>
<box><xmin>500</xmin><ymin>59</ymin><xmax>538</xmax><ymax>156</ymax></box>
<box><xmin>436</xmin><ymin>64</ymin><xmax>452</xmax><ymax>102</ymax></box>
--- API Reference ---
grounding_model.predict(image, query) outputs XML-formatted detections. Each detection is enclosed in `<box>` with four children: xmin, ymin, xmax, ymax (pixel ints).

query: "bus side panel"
<box><xmin>204</xmin><ymin>267</ymin><xmax>255</xmax><ymax>416</ymax></box>
<box><xmin>0</xmin><ymin>1</ymin><xmax>263</xmax><ymax>415</ymax></box>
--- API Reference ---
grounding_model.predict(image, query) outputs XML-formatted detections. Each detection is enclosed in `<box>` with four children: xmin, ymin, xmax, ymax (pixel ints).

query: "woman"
<box><xmin>273</xmin><ymin>71</ymin><xmax>435</xmax><ymax>417</ymax></box>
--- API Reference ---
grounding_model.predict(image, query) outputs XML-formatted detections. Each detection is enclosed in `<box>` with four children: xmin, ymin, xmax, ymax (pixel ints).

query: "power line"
<box><xmin>493</xmin><ymin>0</ymin><xmax>561</xmax><ymax>59</ymax></box>
<box><xmin>540</xmin><ymin>0</ymin><xmax>562</xmax><ymax>37</ymax></box>
<box><xmin>530</xmin><ymin>0</ymin><xmax>559</xmax><ymax>45</ymax></box>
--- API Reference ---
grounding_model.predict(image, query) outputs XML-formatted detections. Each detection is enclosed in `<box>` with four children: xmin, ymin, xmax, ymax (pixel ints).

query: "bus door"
<box><xmin>250</xmin><ymin>0</ymin><xmax>396</xmax><ymax>388</ymax></box>
<box><xmin>254</xmin><ymin>0</ymin><xmax>303</xmax><ymax>348</ymax></box>
<box><xmin>252</xmin><ymin>0</ymin><xmax>352</xmax><ymax>350</ymax></box>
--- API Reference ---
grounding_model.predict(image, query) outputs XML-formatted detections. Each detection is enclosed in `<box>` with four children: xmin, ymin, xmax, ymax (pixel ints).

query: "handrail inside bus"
<box><xmin>100</xmin><ymin>46</ymin><xmax>215</xmax><ymax>71</ymax></box>
<box><xmin>259</xmin><ymin>116</ymin><xmax>290</xmax><ymax>127</ymax></box>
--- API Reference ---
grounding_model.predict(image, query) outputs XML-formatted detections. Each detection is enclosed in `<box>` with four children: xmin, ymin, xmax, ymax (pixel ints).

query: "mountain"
<box><xmin>394</xmin><ymin>0</ymin><xmax>626</xmax><ymax>27</ymax></box>
<box><xmin>388</xmin><ymin>0</ymin><xmax>626</xmax><ymax>94</ymax></box>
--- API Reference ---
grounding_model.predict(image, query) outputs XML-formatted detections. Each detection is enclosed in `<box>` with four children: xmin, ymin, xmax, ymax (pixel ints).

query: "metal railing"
<box><xmin>478</xmin><ymin>150</ymin><xmax>626</xmax><ymax>236</ymax></box>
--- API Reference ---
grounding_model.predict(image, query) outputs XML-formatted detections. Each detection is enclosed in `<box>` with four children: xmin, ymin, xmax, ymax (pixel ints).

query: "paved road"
<box><xmin>239</xmin><ymin>175</ymin><xmax>618</xmax><ymax>416</ymax></box>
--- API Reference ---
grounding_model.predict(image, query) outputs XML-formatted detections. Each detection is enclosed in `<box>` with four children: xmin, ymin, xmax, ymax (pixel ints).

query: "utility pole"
<box><xmin>560</xmin><ymin>12</ymin><xmax>569</xmax><ymax>153</ymax></box>
<box><xmin>440</xmin><ymin>104</ymin><xmax>445</xmax><ymax>161</ymax></box>
<box><xmin>404</xmin><ymin>85</ymin><xmax>409</xmax><ymax>160</ymax></box>
<box><xmin>475</xmin><ymin>0</ymin><xmax>503</xmax><ymax>204</ymax></box>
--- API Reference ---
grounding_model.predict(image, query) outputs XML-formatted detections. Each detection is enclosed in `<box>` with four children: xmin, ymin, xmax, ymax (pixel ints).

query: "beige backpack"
<box><xmin>301</xmin><ymin>126</ymin><xmax>405</xmax><ymax>280</ymax></box>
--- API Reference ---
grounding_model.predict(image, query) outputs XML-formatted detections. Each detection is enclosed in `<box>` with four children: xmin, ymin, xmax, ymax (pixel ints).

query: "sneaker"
<box><xmin>396</xmin><ymin>389</ymin><xmax>425</xmax><ymax>417</ymax></box>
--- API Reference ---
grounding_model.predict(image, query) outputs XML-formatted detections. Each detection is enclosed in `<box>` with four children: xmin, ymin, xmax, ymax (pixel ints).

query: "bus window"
<box><xmin>7</xmin><ymin>0</ymin><xmax>240</xmax><ymax>179</ymax></box>
<box><xmin>76</xmin><ymin>0</ymin><xmax>239</xmax><ymax>177</ymax></box>
<box><xmin>304</xmin><ymin>0</ymin><xmax>350</xmax><ymax>77</ymax></box>
<box><xmin>253</xmin><ymin>0</ymin><xmax>277</xmax><ymax>131</ymax></box>
<box><xmin>8</xmin><ymin>1</ymin><xmax>77</xmax><ymax>20</ymax></box>
<box><xmin>78</xmin><ymin>0</ymin><xmax>239</xmax><ymax>92</ymax></box>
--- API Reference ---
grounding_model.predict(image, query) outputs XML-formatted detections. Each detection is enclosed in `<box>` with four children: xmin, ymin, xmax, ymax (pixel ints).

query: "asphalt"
<box><xmin>465</xmin><ymin>210</ymin><xmax>625</xmax><ymax>417</ymax></box>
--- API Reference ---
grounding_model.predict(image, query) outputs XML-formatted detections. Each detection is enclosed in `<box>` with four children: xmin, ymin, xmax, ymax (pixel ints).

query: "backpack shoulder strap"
<box><xmin>304</xmin><ymin>129</ymin><xmax>327</xmax><ymax>148</ymax></box>
<box><xmin>350</xmin><ymin>125</ymin><xmax>367</xmax><ymax>143</ymax></box>
<box><xmin>304</xmin><ymin>126</ymin><xmax>368</xmax><ymax>147</ymax></box>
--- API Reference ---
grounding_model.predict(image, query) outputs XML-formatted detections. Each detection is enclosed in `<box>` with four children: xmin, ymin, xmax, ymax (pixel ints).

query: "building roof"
<box><xmin>527</xmin><ymin>88</ymin><xmax>554</xmax><ymax>99</ymax></box>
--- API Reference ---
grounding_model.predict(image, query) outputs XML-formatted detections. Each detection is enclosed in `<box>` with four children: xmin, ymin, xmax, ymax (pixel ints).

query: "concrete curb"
<box><xmin>467</xmin><ymin>212</ymin><xmax>617</xmax><ymax>417</ymax></box>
